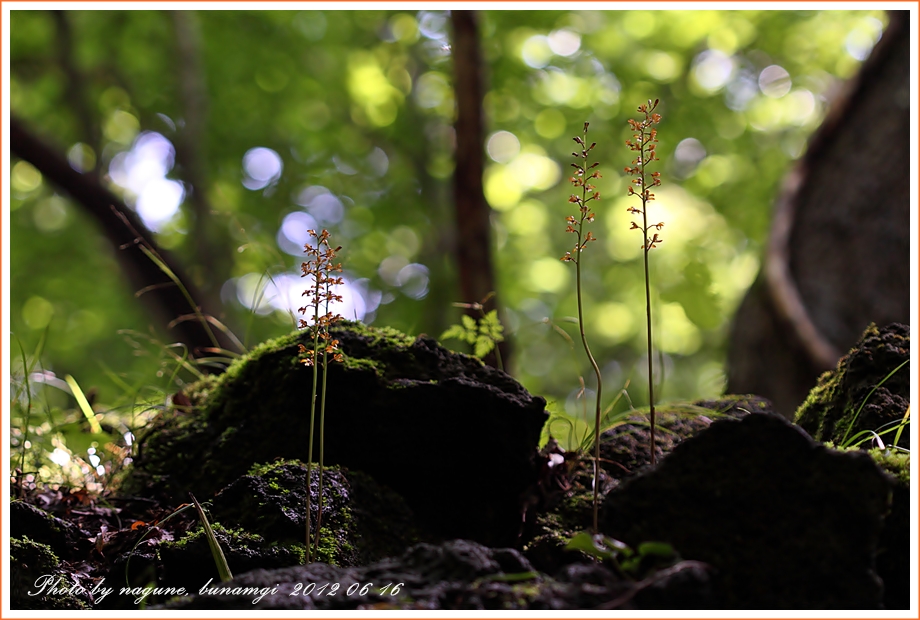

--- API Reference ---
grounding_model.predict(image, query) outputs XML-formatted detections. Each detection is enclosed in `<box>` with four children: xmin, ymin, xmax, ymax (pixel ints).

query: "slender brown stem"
<box><xmin>640</xmin><ymin>135</ymin><xmax>657</xmax><ymax>467</ymax></box>
<box><xmin>575</xmin><ymin>246</ymin><xmax>604</xmax><ymax>533</ymax></box>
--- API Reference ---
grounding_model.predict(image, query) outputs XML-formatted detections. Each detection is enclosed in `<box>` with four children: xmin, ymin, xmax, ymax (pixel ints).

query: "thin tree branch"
<box><xmin>10</xmin><ymin>114</ymin><xmax>233</xmax><ymax>360</ymax></box>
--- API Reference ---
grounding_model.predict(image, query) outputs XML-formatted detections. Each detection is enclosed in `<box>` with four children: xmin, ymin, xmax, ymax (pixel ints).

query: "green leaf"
<box><xmin>440</xmin><ymin>325</ymin><xmax>468</xmax><ymax>343</ymax></box>
<box><xmin>474</xmin><ymin>335</ymin><xmax>495</xmax><ymax>359</ymax></box>
<box><xmin>189</xmin><ymin>493</ymin><xmax>233</xmax><ymax>582</ymax></box>
<box><xmin>479</xmin><ymin>310</ymin><xmax>505</xmax><ymax>342</ymax></box>
<box><xmin>636</xmin><ymin>541</ymin><xmax>676</xmax><ymax>559</ymax></box>
<box><xmin>564</xmin><ymin>531</ymin><xmax>631</xmax><ymax>561</ymax></box>
<box><xmin>461</xmin><ymin>314</ymin><xmax>477</xmax><ymax>331</ymax></box>
<box><xmin>65</xmin><ymin>374</ymin><xmax>103</xmax><ymax>434</ymax></box>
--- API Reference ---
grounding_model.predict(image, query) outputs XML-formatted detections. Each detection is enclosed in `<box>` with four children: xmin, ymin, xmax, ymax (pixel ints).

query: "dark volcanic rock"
<box><xmin>795</xmin><ymin>323</ymin><xmax>909</xmax><ymax>448</ymax></box>
<box><xmin>599</xmin><ymin>395</ymin><xmax>776</xmax><ymax>475</ymax></box>
<box><xmin>125</xmin><ymin>322</ymin><xmax>548</xmax><ymax>546</ymax></box>
<box><xmin>158</xmin><ymin>538</ymin><xmax>713</xmax><ymax>610</ymax></box>
<box><xmin>10</xmin><ymin>501</ymin><xmax>93</xmax><ymax>562</ymax></box>
<box><xmin>601</xmin><ymin>413</ymin><xmax>891</xmax><ymax>609</ymax></box>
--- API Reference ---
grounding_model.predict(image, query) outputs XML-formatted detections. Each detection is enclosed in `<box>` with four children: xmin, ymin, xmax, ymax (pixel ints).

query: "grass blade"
<box><xmin>189</xmin><ymin>492</ymin><xmax>233</xmax><ymax>582</ymax></box>
<box><xmin>65</xmin><ymin>374</ymin><xmax>103</xmax><ymax>434</ymax></box>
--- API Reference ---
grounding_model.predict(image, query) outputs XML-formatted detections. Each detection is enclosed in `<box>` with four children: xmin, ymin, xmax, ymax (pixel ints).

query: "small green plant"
<box><xmin>297</xmin><ymin>228</ymin><xmax>344</xmax><ymax>562</ymax></box>
<box><xmin>560</xmin><ymin>121</ymin><xmax>604</xmax><ymax>532</ymax></box>
<box><xmin>625</xmin><ymin>98</ymin><xmax>663</xmax><ymax>466</ymax></box>
<box><xmin>838</xmin><ymin>359</ymin><xmax>910</xmax><ymax>451</ymax></box>
<box><xmin>440</xmin><ymin>292</ymin><xmax>505</xmax><ymax>369</ymax></box>
<box><xmin>545</xmin><ymin>379</ymin><xmax>634</xmax><ymax>454</ymax></box>
<box><xmin>565</xmin><ymin>531</ymin><xmax>676</xmax><ymax>580</ymax></box>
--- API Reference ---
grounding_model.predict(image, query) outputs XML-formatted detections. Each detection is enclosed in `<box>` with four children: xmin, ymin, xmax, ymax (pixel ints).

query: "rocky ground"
<box><xmin>9</xmin><ymin>322</ymin><xmax>910</xmax><ymax>610</ymax></box>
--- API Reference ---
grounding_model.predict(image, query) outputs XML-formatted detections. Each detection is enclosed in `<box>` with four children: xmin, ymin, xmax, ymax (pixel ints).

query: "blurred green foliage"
<box><xmin>10</xmin><ymin>10</ymin><xmax>886</xmax><ymax>475</ymax></box>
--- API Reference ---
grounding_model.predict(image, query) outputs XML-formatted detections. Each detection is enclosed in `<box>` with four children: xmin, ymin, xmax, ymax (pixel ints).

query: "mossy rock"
<box><xmin>209</xmin><ymin>460</ymin><xmax>422</xmax><ymax>566</ymax></box>
<box><xmin>10</xmin><ymin>500</ymin><xmax>93</xmax><ymax>562</ymax></box>
<box><xmin>157</xmin><ymin>523</ymin><xmax>306</xmax><ymax>598</ymax></box>
<box><xmin>527</xmin><ymin>396</ymin><xmax>776</xmax><ymax>572</ymax></box>
<box><xmin>597</xmin><ymin>395</ymin><xmax>775</xmax><ymax>476</ymax></box>
<box><xmin>602</xmin><ymin>413</ymin><xmax>891</xmax><ymax>608</ymax></box>
<box><xmin>10</xmin><ymin>537</ymin><xmax>90</xmax><ymax>609</ymax></box>
<box><xmin>794</xmin><ymin>323</ymin><xmax>909</xmax><ymax>449</ymax></box>
<box><xmin>125</xmin><ymin>321</ymin><xmax>548</xmax><ymax>546</ymax></box>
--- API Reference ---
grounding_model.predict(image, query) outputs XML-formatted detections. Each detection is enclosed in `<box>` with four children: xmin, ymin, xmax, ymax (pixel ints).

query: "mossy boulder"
<box><xmin>10</xmin><ymin>500</ymin><xmax>93</xmax><ymax>562</ymax></box>
<box><xmin>209</xmin><ymin>460</ymin><xmax>422</xmax><ymax>566</ymax></box>
<box><xmin>10</xmin><ymin>537</ymin><xmax>90</xmax><ymax>609</ymax></box>
<box><xmin>527</xmin><ymin>396</ymin><xmax>773</xmax><ymax>573</ymax></box>
<box><xmin>125</xmin><ymin>322</ymin><xmax>548</xmax><ymax>546</ymax></box>
<box><xmin>601</xmin><ymin>413</ymin><xmax>892</xmax><ymax>608</ymax></box>
<box><xmin>794</xmin><ymin>323</ymin><xmax>909</xmax><ymax>449</ymax></box>
<box><xmin>598</xmin><ymin>395</ymin><xmax>774</xmax><ymax>475</ymax></box>
<box><xmin>156</xmin><ymin>524</ymin><xmax>305</xmax><ymax>598</ymax></box>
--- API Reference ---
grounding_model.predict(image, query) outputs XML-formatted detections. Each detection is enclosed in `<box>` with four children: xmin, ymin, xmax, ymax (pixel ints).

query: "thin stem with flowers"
<box><xmin>298</xmin><ymin>228</ymin><xmax>344</xmax><ymax>561</ymax></box>
<box><xmin>561</xmin><ymin>121</ymin><xmax>604</xmax><ymax>534</ymax></box>
<box><xmin>625</xmin><ymin>99</ymin><xmax>663</xmax><ymax>466</ymax></box>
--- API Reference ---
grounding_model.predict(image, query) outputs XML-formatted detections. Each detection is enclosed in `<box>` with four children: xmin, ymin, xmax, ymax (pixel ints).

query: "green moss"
<box><xmin>867</xmin><ymin>448</ymin><xmax>910</xmax><ymax>486</ymax></box>
<box><xmin>794</xmin><ymin>324</ymin><xmax>909</xmax><ymax>448</ymax></box>
<box><xmin>10</xmin><ymin>537</ymin><xmax>89</xmax><ymax>610</ymax></box>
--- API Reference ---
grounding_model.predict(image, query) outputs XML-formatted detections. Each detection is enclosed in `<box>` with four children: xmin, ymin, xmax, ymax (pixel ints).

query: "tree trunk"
<box><xmin>450</xmin><ymin>10</ymin><xmax>510</xmax><ymax>369</ymax></box>
<box><xmin>726</xmin><ymin>11</ymin><xmax>910</xmax><ymax>417</ymax></box>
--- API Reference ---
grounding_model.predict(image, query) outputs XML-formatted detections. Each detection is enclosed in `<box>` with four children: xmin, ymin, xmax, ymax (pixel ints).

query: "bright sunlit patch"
<box><xmin>378</xmin><ymin>255</ymin><xmax>409</xmax><ymax>286</ymax></box>
<box><xmin>691</xmin><ymin>49</ymin><xmax>733</xmax><ymax>92</ymax></box>
<box><xmin>845</xmin><ymin>17</ymin><xmax>883</xmax><ymax>61</ymax></box>
<box><xmin>505</xmin><ymin>200</ymin><xmax>547</xmax><ymax>236</ymax></box>
<box><xmin>487</xmin><ymin>131</ymin><xmax>521</xmax><ymax>164</ymax></box>
<box><xmin>521</xmin><ymin>35</ymin><xmax>552</xmax><ymax>68</ymax></box>
<box><xmin>49</xmin><ymin>447</ymin><xmax>71</xmax><ymax>467</ymax></box>
<box><xmin>528</xmin><ymin>256</ymin><xmax>569</xmax><ymax>293</ymax></box>
<box><xmin>536</xmin><ymin>71</ymin><xmax>586</xmax><ymax>106</ymax></box>
<box><xmin>103</xmin><ymin>109</ymin><xmax>140</xmax><ymax>145</ymax></box>
<box><xmin>725</xmin><ymin>70</ymin><xmax>758</xmax><ymax>112</ymax></box>
<box><xmin>657</xmin><ymin>302</ymin><xmax>702</xmax><ymax>355</ymax></box>
<box><xmin>534</xmin><ymin>108</ymin><xmax>566</xmax><ymax>139</ymax></box>
<box><xmin>395</xmin><ymin>263</ymin><xmax>429</xmax><ymax>299</ymax></box>
<box><xmin>416</xmin><ymin>10</ymin><xmax>448</xmax><ymax>40</ymax></box>
<box><xmin>548</xmin><ymin>29</ymin><xmax>581</xmax><ymax>57</ymax></box>
<box><xmin>233</xmin><ymin>271</ymin><xmax>371</xmax><ymax>323</ymax></box>
<box><xmin>673</xmin><ymin>137</ymin><xmax>707</xmax><ymax>178</ymax></box>
<box><xmin>137</xmin><ymin>178</ymin><xmax>185</xmax><ymax>229</ymax></box>
<box><xmin>414</xmin><ymin>71</ymin><xmax>451</xmax><ymax>109</ymax></box>
<box><xmin>242</xmin><ymin>147</ymin><xmax>283</xmax><ymax>190</ymax></box>
<box><xmin>484</xmin><ymin>165</ymin><xmax>523</xmax><ymax>211</ymax></box>
<box><xmin>67</xmin><ymin>142</ymin><xmax>97</xmax><ymax>173</ymax></box>
<box><xmin>295</xmin><ymin>186</ymin><xmax>345</xmax><ymax>226</ymax></box>
<box><xmin>592</xmin><ymin>302</ymin><xmax>635</xmax><ymax>344</ymax></box>
<box><xmin>108</xmin><ymin>132</ymin><xmax>184</xmax><ymax>232</ymax></box>
<box><xmin>644</xmin><ymin>51</ymin><xmax>682</xmax><ymax>82</ymax></box>
<box><xmin>758</xmin><ymin>65</ymin><xmax>791</xmax><ymax>99</ymax></box>
<box><xmin>509</xmin><ymin>148</ymin><xmax>561</xmax><ymax>192</ymax></box>
<box><xmin>11</xmin><ymin>160</ymin><xmax>42</xmax><ymax>193</ymax></box>
<box><xmin>785</xmin><ymin>89</ymin><xmax>817</xmax><ymax>126</ymax></box>
<box><xmin>277</xmin><ymin>211</ymin><xmax>320</xmax><ymax>256</ymax></box>
<box><xmin>386</xmin><ymin>226</ymin><xmax>422</xmax><ymax>259</ymax></box>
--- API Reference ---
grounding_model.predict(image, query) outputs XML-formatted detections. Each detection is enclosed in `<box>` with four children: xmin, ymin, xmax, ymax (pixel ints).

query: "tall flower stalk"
<box><xmin>625</xmin><ymin>99</ymin><xmax>663</xmax><ymax>466</ymax></box>
<box><xmin>561</xmin><ymin>122</ymin><xmax>604</xmax><ymax>533</ymax></box>
<box><xmin>298</xmin><ymin>229</ymin><xmax>344</xmax><ymax>561</ymax></box>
